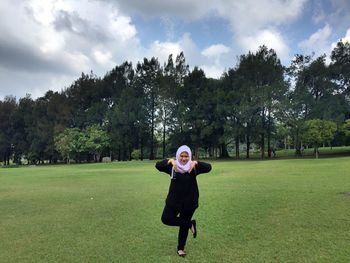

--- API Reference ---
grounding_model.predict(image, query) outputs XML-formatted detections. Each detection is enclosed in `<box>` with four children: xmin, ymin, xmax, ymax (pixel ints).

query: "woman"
<box><xmin>155</xmin><ymin>145</ymin><xmax>212</xmax><ymax>257</ymax></box>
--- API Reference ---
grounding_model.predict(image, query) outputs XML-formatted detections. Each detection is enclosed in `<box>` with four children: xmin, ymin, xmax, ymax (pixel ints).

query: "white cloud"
<box><xmin>148</xmin><ymin>41</ymin><xmax>182</xmax><ymax>62</ymax></box>
<box><xmin>216</xmin><ymin>0</ymin><xmax>307</xmax><ymax>35</ymax></box>
<box><xmin>200</xmin><ymin>65</ymin><xmax>225</xmax><ymax>79</ymax></box>
<box><xmin>109</xmin><ymin>12</ymin><xmax>137</xmax><ymax>42</ymax></box>
<box><xmin>144</xmin><ymin>35</ymin><xmax>229</xmax><ymax>78</ymax></box>
<box><xmin>238</xmin><ymin>29</ymin><xmax>289</xmax><ymax>62</ymax></box>
<box><xmin>27</xmin><ymin>0</ymin><xmax>57</xmax><ymax>25</ymax></box>
<box><xmin>146</xmin><ymin>33</ymin><xmax>201</xmax><ymax>67</ymax></box>
<box><xmin>93</xmin><ymin>49</ymin><xmax>113</xmax><ymax>66</ymax></box>
<box><xmin>200</xmin><ymin>44</ymin><xmax>231</xmax><ymax>77</ymax></box>
<box><xmin>115</xmin><ymin>0</ymin><xmax>308</xmax><ymax>66</ymax></box>
<box><xmin>299</xmin><ymin>24</ymin><xmax>332</xmax><ymax>56</ymax></box>
<box><xmin>201</xmin><ymin>44</ymin><xmax>230</xmax><ymax>58</ymax></box>
<box><xmin>0</xmin><ymin>0</ymin><xmax>329</xmax><ymax>99</ymax></box>
<box><xmin>331</xmin><ymin>28</ymin><xmax>350</xmax><ymax>50</ymax></box>
<box><xmin>0</xmin><ymin>0</ymin><xmax>143</xmax><ymax>99</ymax></box>
<box><xmin>341</xmin><ymin>28</ymin><xmax>350</xmax><ymax>43</ymax></box>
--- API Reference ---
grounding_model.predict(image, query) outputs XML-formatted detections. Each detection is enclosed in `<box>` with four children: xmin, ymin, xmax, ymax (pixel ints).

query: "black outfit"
<box><xmin>155</xmin><ymin>159</ymin><xmax>212</xmax><ymax>250</ymax></box>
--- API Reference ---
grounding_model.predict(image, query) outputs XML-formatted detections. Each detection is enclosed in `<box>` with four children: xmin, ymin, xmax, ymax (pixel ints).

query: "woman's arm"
<box><xmin>194</xmin><ymin>161</ymin><xmax>212</xmax><ymax>175</ymax></box>
<box><xmin>155</xmin><ymin>159</ymin><xmax>173</xmax><ymax>175</ymax></box>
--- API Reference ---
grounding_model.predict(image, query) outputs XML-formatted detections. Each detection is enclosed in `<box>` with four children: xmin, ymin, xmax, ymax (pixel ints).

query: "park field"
<box><xmin>0</xmin><ymin>158</ymin><xmax>350</xmax><ymax>262</ymax></box>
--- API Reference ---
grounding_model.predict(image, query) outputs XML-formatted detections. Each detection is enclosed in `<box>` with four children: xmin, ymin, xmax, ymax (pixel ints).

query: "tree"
<box><xmin>0</xmin><ymin>96</ymin><xmax>17</xmax><ymax>165</ymax></box>
<box><xmin>252</xmin><ymin>46</ymin><xmax>286</xmax><ymax>158</ymax></box>
<box><xmin>300</xmin><ymin>119</ymin><xmax>337</xmax><ymax>158</ymax></box>
<box><xmin>286</xmin><ymin>54</ymin><xmax>342</xmax><ymax>154</ymax></box>
<box><xmin>330</xmin><ymin>40</ymin><xmax>350</xmax><ymax>97</ymax></box>
<box><xmin>65</xmin><ymin>71</ymin><xmax>101</xmax><ymax>129</ymax></box>
<box><xmin>225</xmin><ymin>53</ymin><xmax>258</xmax><ymax>158</ymax></box>
<box><xmin>84</xmin><ymin>125</ymin><xmax>110</xmax><ymax>162</ymax></box>
<box><xmin>110</xmin><ymin>92</ymin><xmax>139</xmax><ymax>161</ymax></box>
<box><xmin>181</xmin><ymin>67</ymin><xmax>210</xmax><ymax>157</ymax></box>
<box><xmin>103</xmin><ymin>61</ymin><xmax>136</xmax><ymax>160</ymax></box>
<box><xmin>158</xmin><ymin>54</ymin><xmax>177</xmax><ymax>158</ymax></box>
<box><xmin>11</xmin><ymin>95</ymin><xmax>34</xmax><ymax>164</ymax></box>
<box><xmin>54</xmin><ymin>128</ymin><xmax>84</xmax><ymax>163</ymax></box>
<box><xmin>342</xmin><ymin>119</ymin><xmax>350</xmax><ymax>138</ymax></box>
<box><xmin>138</xmin><ymin>57</ymin><xmax>161</xmax><ymax>160</ymax></box>
<box><xmin>229</xmin><ymin>46</ymin><xmax>286</xmax><ymax>159</ymax></box>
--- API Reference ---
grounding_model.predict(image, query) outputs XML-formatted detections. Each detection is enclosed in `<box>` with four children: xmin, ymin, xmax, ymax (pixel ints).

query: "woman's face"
<box><xmin>179</xmin><ymin>151</ymin><xmax>189</xmax><ymax>165</ymax></box>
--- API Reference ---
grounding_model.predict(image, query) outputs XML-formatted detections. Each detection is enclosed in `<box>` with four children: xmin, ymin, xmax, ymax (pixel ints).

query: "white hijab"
<box><xmin>174</xmin><ymin>145</ymin><xmax>192</xmax><ymax>173</ymax></box>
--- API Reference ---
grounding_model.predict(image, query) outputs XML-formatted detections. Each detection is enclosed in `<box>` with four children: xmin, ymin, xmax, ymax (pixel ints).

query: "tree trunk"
<box><xmin>294</xmin><ymin>128</ymin><xmax>301</xmax><ymax>155</ymax></box>
<box><xmin>246</xmin><ymin>135</ymin><xmax>250</xmax><ymax>159</ymax></box>
<box><xmin>117</xmin><ymin>148</ymin><xmax>121</xmax><ymax>161</ymax></box>
<box><xmin>209</xmin><ymin>146</ymin><xmax>214</xmax><ymax>158</ymax></box>
<box><xmin>235</xmin><ymin>136</ymin><xmax>240</xmax><ymax>159</ymax></box>
<box><xmin>261</xmin><ymin>132</ymin><xmax>265</xmax><ymax>159</ymax></box>
<box><xmin>220</xmin><ymin>143</ymin><xmax>229</xmax><ymax>158</ymax></box>
<box><xmin>140</xmin><ymin>139</ymin><xmax>144</xmax><ymax>161</ymax></box>
<box><xmin>194</xmin><ymin>145</ymin><xmax>199</xmax><ymax>160</ymax></box>
<box><xmin>150</xmin><ymin>94</ymin><xmax>155</xmax><ymax>160</ymax></box>
<box><xmin>284</xmin><ymin>136</ymin><xmax>287</xmax><ymax>150</ymax></box>
<box><xmin>162</xmin><ymin>114</ymin><xmax>166</xmax><ymax>159</ymax></box>
<box><xmin>267</xmin><ymin>111</ymin><xmax>271</xmax><ymax>158</ymax></box>
<box><xmin>261</xmin><ymin>109</ymin><xmax>266</xmax><ymax>159</ymax></box>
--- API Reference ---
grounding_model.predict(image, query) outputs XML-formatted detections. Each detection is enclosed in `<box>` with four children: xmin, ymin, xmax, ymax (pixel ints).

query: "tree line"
<box><xmin>1</xmin><ymin>42</ymin><xmax>350</xmax><ymax>164</ymax></box>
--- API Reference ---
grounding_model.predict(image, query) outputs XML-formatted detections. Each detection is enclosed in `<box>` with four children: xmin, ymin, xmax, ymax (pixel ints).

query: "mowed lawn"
<box><xmin>0</xmin><ymin>158</ymin><xmax>350</xmax><ymax>263</ymax></box>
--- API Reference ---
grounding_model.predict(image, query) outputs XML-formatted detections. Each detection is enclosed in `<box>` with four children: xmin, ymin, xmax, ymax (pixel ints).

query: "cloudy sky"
<box><xmin>1</xmin><ymin>0</ymin><xmax>350</xmax><ymax>100</ymax></box>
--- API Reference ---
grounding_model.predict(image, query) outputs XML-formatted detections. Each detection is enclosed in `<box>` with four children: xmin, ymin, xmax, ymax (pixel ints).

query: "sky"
<box><xmin>0</xmin><ymin>0</ymin><xmax>350</xmax><ymax>100</ymax></box>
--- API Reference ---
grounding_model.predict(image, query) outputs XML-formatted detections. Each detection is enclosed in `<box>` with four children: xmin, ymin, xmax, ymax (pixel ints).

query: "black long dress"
<box><xmin>155</xmin><ymin>159</ymin><xmax>212</xmax><ymax>210</ymax></box>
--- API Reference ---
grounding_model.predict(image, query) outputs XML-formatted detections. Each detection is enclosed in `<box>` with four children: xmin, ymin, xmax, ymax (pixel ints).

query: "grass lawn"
<box><xmin>236</xmin><ymin>146</ymin><xmax>350</xmax><ymax>159</ymax></box>
<box><xmin>274</xmin><ymin>146</ymin><xmax>350</xmax><ymax>158</ymax></box>
<box><xmin>1</xmin><ymin>158</ymin><xmax>350</xmax><ymax>262</ymax></box>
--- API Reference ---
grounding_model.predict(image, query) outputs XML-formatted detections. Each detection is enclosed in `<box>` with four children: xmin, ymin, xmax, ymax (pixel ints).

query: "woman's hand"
<box><xmin>168</xmin><ymin>159</ymin><xmax>177</xmax><ymax>170</ymax></box>
<box><xmin>189</xmin><ymin>161</ymin><xmax>198</xmax><ymax>173</ymax></box>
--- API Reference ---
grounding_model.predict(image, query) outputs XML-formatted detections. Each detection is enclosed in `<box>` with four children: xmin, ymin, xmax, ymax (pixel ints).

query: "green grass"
<box><xmin>275</xmin><ymin>146</ymin><xmax>350</xmax><ymax>158</ymax></box>
<box><xmin>234</xmin><ymin>146</ymin><xmax>350</xmax><ymax>159</ymax></box>
<box><xmin>1</xmin><ymin>158</ymin><xmax>350</xmax><ymax>262</ymax></box>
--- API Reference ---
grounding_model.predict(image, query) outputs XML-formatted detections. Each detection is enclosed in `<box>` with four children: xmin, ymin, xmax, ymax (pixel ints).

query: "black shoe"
<box><xmin>191</xmin><ymin>220</ymin><xmax>197</xmax><ymax>238</ymax></box>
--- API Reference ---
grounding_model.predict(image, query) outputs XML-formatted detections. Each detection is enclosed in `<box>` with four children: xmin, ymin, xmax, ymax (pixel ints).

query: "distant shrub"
<box><xmin>131</xmin><ymin>149</ymin><xmax>141</xmax><ymax>160</ymax></box>
<box><xmin>102</xmin><ymin>157</ymin><xmax>111</xmax><ymax>163</ymax></box>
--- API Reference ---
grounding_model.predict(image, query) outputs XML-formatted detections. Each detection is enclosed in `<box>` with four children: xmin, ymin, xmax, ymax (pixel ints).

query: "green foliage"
<box><xmin>301</xmin><ymin>119</ymin><xmax>337</xmax><ymax>158</ymax></box>
<box><xmin>301</xmin><ymin>119</ymin><xmax>337</xmax><ymax>145</ymax></box>
<box><xmin>54</xmin><ymin>128</ymin><xmax>81</xmax><ymax>163</ymax></box>
<box><xmin>223</xmin><ymin>45</ymin><xmax>287</xmax><ymax>158</ymax></box>
<box><xmin>342</xmin><ymin>119</ymin><xmax>350</xmax><ymax>137</ymax></box>
<box><xmin>330</xmin><ymin>40</ymin><xmax>350</xmax><ymax>95</ymax></box>
<box><xmin>54</xmin><ymin>125</ymin><xmax>109</xmax><ymax>162</ymax></box>
<box><xmin>0</xmin><ymin>96</ymin><xmax>17</xmax><ymax>165</ymax></box>
<box><xmin>131</xmin><ymin>149</ymin><xmax>141</xmax><ymax>160</ymax></box>
<box><xmin>84</xmin><ymin>124</ymin><xmax>110</xmax><ymax>161</ymax></box>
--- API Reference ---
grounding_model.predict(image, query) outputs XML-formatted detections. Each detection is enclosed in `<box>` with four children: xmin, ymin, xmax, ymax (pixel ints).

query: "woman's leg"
<box><xmin>177</xmin><ymin>209</ymin><xmax>196</xmax><ymax>251</ymax></box>
<box><xmin>161</xmin><ymin>205</ymin><xmax>192</xmax><ymax>228</ymax></box>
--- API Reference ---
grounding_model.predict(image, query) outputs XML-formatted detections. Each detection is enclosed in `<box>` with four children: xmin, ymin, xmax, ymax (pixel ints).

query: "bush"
<box><xmin>102</xmin><ymin>157</ymin><xmax>111</xmax><ymax>163</ymax></box>
<box><xmin>131</xmin><ymin>149</ymin><xmax>141</xmax><ymax>160</ymax></box>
